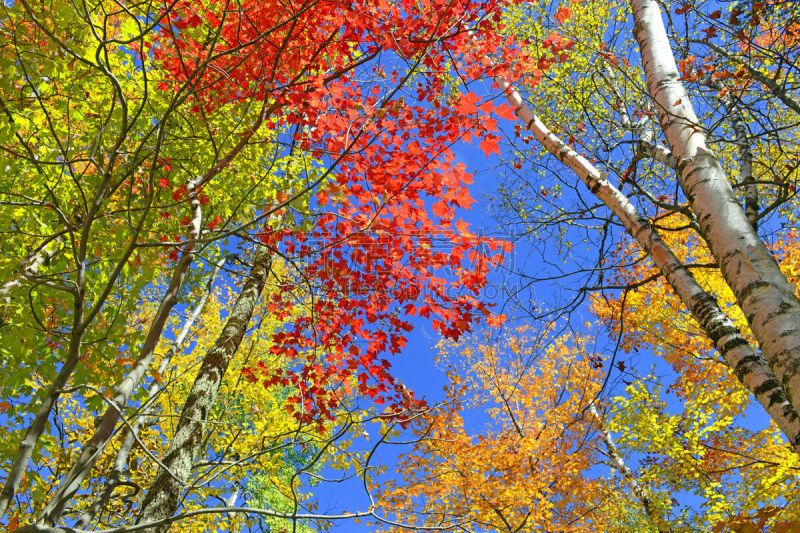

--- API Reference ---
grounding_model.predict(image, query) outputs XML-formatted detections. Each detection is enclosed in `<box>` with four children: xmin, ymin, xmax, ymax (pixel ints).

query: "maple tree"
<box><xmin>372</xmin><ymin>326</ymin><xmax>606</xmax><ymax>532</ymax></box>
<box><xmin>2</xmin><ymin>0</ymin><xmax>800</xmax><ymax>528</ymax></box>
<box><xmin>371</xmin><ymin>325</ymin><xmax>712</xmax><ymax>532</ymax></box>
<box><xmin>0</xmin><ymin>0</ymin><xmax>520</xmax><ymax>527</ymax></box>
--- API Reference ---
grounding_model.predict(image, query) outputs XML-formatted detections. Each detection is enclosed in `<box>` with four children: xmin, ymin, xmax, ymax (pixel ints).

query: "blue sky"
<box><xmin>302</xmin><ymin>56</ymin><xmax>785</xmax><ymax>529</ymax></box>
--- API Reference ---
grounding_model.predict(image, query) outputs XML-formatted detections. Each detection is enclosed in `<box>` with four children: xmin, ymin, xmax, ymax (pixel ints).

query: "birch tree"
<box><xmin>482</xmin><ymin>0</ymin><xmax>800</xmax><ymax>450</ymax></box>
<box><xmin>629</xmin><ymin>0</ymin><xmax>800</xmax><ymax>426</ymax></box>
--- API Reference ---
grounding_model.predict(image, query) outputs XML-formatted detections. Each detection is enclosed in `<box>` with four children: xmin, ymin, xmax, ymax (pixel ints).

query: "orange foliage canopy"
<box><xmin>372</xmin><ymin>326</ymin><xmax>612</xmax><ymax>532</ymax></box>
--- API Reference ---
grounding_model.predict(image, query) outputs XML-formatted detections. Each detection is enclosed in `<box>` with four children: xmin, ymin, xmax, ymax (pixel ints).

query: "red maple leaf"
<box><xmin>495</xmin><ymin>104</ymin><xmax>518</xmax><ymax>121</ymax></box>
<box><xmin>479</xmin><ymin>135</ymin><xmax>502</xmax><ymax>158</ymax></box>
<box><xmin>455</xmin><ymin>92</ymin><xmax>481</xmax><ymax>115</ymax></box>
<box><xmin>147</xmin><ymin>0</ymin><xmax>522</xmax><ymax>422</ymax></box>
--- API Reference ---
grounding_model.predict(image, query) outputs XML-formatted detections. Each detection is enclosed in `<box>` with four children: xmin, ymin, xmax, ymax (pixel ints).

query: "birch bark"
<box><xmin>630</xmin><ymin>0</ymin><xmax>800</xmax><ymax>413</ymax></box>
<box><xmin>588</xmin><ymin>403</ymin><xmax>671</xmax><ymax>533</ymax></box>
<box><xmin>36</xmin><ymin>179</ymin><xmax>204</xmax><ymax>526</ymax></box>
<box><xmin>495</xmin><ymin>77</ymin><xmax>800</xmax><ymax>450</ymax></box>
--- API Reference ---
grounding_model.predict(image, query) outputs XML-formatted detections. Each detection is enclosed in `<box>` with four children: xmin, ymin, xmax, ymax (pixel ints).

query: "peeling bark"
<box><xmin>495</xmin><ymin>77</ymin><xmax>800</xmax><ymax>450</ymax></box>
<box><xmin>631</xmin><ymin>0</ymin><xmax>800</xmax><ymax>415</ymax></box>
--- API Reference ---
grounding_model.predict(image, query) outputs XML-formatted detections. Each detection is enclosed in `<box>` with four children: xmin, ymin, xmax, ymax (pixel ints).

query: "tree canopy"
<box><xmin>1</xmin><ymin>0</ymin><xmax>799</xmax><ymax>530</ymax></box>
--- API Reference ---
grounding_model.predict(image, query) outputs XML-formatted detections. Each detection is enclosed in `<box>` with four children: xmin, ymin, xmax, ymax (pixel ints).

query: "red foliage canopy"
<box><xmin>149</xmin><ymin>0</ymin><xmax>529</xmax><ymax>422</ymax></box>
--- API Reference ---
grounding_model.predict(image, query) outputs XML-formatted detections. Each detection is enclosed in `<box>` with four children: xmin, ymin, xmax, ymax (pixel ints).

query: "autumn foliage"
<box><xmin>2</xmin><ymin>0</ymin><xmax>800</xmax><ymax>529</ymax></box>
<box><xmin>373</xmin><ymin>326</ymin><xmax>609</xmax><ymax>532</ymax></box>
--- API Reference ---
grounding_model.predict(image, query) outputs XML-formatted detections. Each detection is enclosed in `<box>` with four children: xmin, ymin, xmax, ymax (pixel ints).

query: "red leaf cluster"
<box><xmin>147</xmin><ymin>0</ymin><xmax>528</xmax><ymax>422</ymax></box>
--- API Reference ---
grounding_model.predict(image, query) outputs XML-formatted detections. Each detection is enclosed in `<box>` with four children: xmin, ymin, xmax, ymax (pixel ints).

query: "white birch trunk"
<box><xmin>36</xmin><ymin>179</ymin><xmax>203</xmax><ymax>526</ymax></box>
<box><xmin>588</xmin><ymin>403</ymin><xmax>671</xmax><ymax>532</ymax></box>
<box><xmin>630</xmin><ymin>0</ymin><xmax>800</xmax><ymax>414</ymax></box>
<box><xmin>494</xmin><ymin>77</ymin><xmax>800</xmax><ymax>450</ymax></box>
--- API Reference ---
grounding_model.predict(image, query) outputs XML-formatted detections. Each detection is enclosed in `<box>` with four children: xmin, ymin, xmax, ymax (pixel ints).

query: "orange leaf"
<box><xmin>487</xmin><ymin>313</ymin><xmax>507</xmax><ymax>327</ymax></box>
<box><xmin>555</xmin><ymin>5</ymin><xmax>571</xmax><ymax>23</ymax></box>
